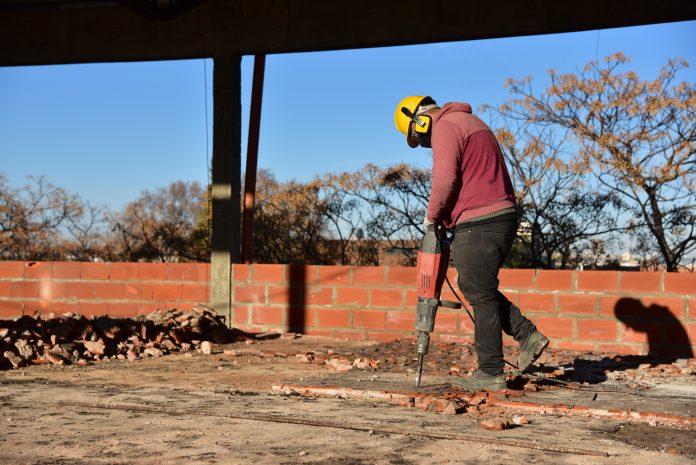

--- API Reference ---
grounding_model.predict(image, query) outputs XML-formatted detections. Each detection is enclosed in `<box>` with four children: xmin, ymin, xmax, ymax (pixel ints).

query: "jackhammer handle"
<box><xmin>439</xmin><ymin>299</ymin><xmax>462</xmax><ymax>309</ymax></box>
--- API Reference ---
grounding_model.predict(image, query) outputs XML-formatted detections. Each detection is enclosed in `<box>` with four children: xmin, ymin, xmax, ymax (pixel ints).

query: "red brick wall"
<box><xmin>0</xmin><ymin>261</ymin><xmax>210</xmax><ymax>318</ymax></box>
<box><xmin>1</xmin><ymin>261</ymin><xmax>694</xmax><ymax>356</ymax></box>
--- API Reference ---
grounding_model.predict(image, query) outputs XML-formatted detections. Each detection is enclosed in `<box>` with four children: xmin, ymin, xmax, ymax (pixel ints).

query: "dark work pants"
<box><xmin>452</xmin><ymin>218</ymin><xmax>536</xmax><ymax>375</ymax></box>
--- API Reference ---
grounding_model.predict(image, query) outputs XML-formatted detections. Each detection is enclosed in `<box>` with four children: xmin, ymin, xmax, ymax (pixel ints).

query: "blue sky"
<box><xmin>1</xmin><ymin>20</ymin><xmax>694</xmax><ymax>211</ymax></box>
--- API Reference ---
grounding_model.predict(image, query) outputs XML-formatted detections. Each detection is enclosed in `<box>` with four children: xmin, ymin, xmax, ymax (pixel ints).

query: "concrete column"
<box><xmin>210</xmin><ymin>54</ymin><xmax>242</xmax><ymax>325</ymax></box>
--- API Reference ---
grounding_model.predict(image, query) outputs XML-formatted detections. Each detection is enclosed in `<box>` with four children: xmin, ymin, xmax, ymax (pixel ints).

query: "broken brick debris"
<box><xmin>480</xmin><ymin>417</ymin><xmax>511</xmax><ymax>431</ymax></box>
<box><xmin>0</xmin><ymin>306</ymin><xmax>254</xmax><ymax>370</ymax></box>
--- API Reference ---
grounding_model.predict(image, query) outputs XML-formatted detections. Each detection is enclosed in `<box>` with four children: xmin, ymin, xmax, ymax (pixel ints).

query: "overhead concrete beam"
<box><xmin>1</xmin><ymin>0</ymin><xmax>695</xmax><ymax>66</ymax></box>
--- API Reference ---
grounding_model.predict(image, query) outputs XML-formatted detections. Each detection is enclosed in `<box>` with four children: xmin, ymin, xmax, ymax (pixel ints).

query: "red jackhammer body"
<box><xmin>414</xmin><ymin>225</ymin><xmax>461</xmax><ymax>387</ymax></box>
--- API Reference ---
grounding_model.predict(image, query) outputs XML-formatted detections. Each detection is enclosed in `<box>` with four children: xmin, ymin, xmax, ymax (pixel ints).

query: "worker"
<box><xmin>394</xmin><ymin>96</ymin><xmax>550</xmax><ymax>391</ymax></box>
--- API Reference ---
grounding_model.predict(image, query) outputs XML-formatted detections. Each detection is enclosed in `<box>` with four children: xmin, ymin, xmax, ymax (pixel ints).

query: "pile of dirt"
<box><xmin>0</xmin><ymin>306</ymin><xmax>252</xmax><ymax>370</ymax></box>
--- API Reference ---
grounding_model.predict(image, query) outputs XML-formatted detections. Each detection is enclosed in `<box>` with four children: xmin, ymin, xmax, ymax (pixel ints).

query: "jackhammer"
<box><xmin>414</xmin><ymin>224</ymin><xmax>461</xmax><ymax>387</ymax></box>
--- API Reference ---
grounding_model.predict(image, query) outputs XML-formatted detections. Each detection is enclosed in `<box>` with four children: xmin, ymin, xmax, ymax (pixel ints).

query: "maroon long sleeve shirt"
<box><xmin>426</xmin><ymin>102</ymin><xmax>517</xmax><ymax>228</ymax></box>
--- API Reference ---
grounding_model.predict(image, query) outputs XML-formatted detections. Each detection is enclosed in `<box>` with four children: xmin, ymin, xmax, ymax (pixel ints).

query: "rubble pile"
<box><xmin>0</xmin><ymin>307</ymin><xmax>252</xmax><ymax>370</ymax></box>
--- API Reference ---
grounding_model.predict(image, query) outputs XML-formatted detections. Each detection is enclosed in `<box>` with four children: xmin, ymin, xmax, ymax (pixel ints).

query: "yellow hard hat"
<box><xmin>394</xmin><ymin>95</ymin><xmax>427</xmax><ymax>137</ymax></box>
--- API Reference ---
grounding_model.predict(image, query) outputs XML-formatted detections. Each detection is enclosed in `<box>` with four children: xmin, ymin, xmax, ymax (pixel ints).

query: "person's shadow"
<box><xmin>615</xmin><ymin>297</ymin><xmax>693</xmax><ymax>360</ymax></box>
<box><xmin>546</xmin><ymin>297</ymin><xmax>693</xmax><ymax>385</ymax></box>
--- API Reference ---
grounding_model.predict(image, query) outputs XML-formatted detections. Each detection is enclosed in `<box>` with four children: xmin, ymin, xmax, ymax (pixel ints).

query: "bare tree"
<box><xmin>484</xmin><ymin>112</ymin><xmax>624</xmax><ymax>268</ymax></box>
<box><xmin>0</xmin><ymin>174</ymin><xmax>84</xmax><ymax>260</ymax></box>
<box><xmin>106</xmin><ymin>181</ymin><xmax>206</xmax><ymax>262</ymax></box>
<box><xmin>501</xmin><ymin>53</ymin><xmax>696</xmax><ymax>271</ymax></box>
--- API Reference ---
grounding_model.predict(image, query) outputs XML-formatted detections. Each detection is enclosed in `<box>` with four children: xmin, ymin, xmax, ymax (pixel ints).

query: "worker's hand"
<box><xmin>423</xmin><ymin>218</ymin><xmax>434</xmax><ymax>226</ymax></box>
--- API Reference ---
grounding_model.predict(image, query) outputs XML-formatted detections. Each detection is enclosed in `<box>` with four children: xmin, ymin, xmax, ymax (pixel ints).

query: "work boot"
<box><xmin>451</xmin><ymin>370</ymin><xmax>506</xmax><ymax>391</ymax></box>
<box><xmin>518</xmin><ymin>330</ymin><xmax>550</xmax><ymax>372</ymax></box>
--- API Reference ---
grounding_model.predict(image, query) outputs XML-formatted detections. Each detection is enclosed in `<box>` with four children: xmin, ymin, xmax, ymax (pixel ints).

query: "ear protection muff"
<box><xmin>400</xmin><ymin>107</ymin><xmax>432</xmax><ymax>134</ymax></box>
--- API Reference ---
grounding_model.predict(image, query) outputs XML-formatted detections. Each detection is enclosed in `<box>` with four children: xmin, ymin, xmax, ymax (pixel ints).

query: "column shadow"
<box><xmin>287</xmin><ymin>265</ymin><xmax>306</xmax><ymax>333</ymax></box>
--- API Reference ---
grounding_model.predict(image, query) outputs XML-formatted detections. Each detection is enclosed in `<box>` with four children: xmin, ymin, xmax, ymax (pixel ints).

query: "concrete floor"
<box><xmin>0</xmin><ymin>336</ymin><xmax>694</xmax><ymax>464</ymax></box>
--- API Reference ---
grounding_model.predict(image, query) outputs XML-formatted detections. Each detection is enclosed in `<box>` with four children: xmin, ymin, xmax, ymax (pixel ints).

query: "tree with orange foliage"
<box><xmin>501</xmin><ymin>53</ymin><xmax>696</xmax><ymax>271</ymax></box>
<box><xmin>482</xmin><ymin>109</ymin><xmax>624</xmax><ymax>269</ymax></box>
<box><xmin>106</xmin><ymin>181</ymin><xmax>206</xmax><ymax>262</ymax></box>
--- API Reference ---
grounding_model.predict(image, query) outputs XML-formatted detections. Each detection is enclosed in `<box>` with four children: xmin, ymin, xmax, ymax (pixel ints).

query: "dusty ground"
<box><xmin>1</xmin><ymin>336</ymin><xmax>695</xmax><ymax>465</ymax></box>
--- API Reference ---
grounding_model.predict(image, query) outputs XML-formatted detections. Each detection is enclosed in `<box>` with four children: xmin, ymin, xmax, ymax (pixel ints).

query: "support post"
<box><xmin>242</xmin><ymin>54</ymin><xmax>266</xmax><ymax>264</ymax></box>
<box><xmin>210</xmin><ymin>54</ymin><xmax>242</xmax><ymax>325</ymax></box>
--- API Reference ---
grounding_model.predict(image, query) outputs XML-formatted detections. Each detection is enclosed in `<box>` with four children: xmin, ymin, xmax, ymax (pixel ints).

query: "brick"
<box><xmin>317</xmin><ymin>309</ymin><xmax>350</xmax><ymax>327</ymax></box>
<box><xmin>24</xmin><ymin>262</ymin><xmax>51</xmax><ymax>279</ymax></box>
<box><xmin>558</xmin><ymin>294</ymin><xmax>597</xmax><ymax>315</ymax></box>
<box><xmin>334</xmin><ymin>330</ymin><xmax>366</xmax><ymax>341</ymax></box>
<box><xmin>387</xmin><ymin>266</ymin><xmax>417</xmax><ymax>286</ymax></box>
<box><xmin>80</xmin><ymin>262</ymin><xmax>110</xmax><ymax>280</ymax></box>
<box><xmin>336</xmin><ymin>287</ymin><xmax>368</xmax><ymax>306</ymax></box>
<box><xmin>251</xmin><ymin>306</ymin><xmax>285</xmax><ymax>325</ymax></box>
<box><xmin>352</xmin><ymin>310</ymin><xmax>385</xmax><ymax>329</ymax></box>
<box><xmin>367</xmin><ymin>332</ymin><xmax>401</xmax><ymax>342</ymax></box>
<box><xmin>385</xmin><ymin>311</ymin><xmax>414</xmax><ymax>331</ymax></box>
<box><xmin>405</xmin><ymin>289</ymin><xmax>419</xmax><ymax>306</ymax></box>
<box><xmin>138</xmin><ymin>263</ymin><xmax>167</xmax><ymax>281</ymax></box>
<box><xmin>94</xmin><ymin>282</ymin><xmax>124</xmax><ymax>299</ymax></box>
<box><xmin>371</xmin><ymin>289</ymin><xmax>403</xmax><ymax>308</ymax></box>
<box><xmin>49</xmin><ymin>301</ymin><xmax>75</xmax><ymax>313</ymax></box>
<box><xmin>690</xmin><ymin>300</ymin><xmax>696</xmax><ymax>320</ymax></box>
<box><xmin>599</xmin><ymin>296</ymin><xmax>631</xmax><ymax>317</ymax></box>
<box><xmin>597</xmin><ymin>343</ymin><xmax>643</xmax><ymax>355</ymax></box>
<box><xmin>499</xmin><ymin>269</ymin><xmax>535</xmax><ymax>289</ymax></box>
<box><xmin>167</xmin><ymin>263</ymin><xmax>205</xmax><ymax>282</ymax></box>
<box><xmin>352</xmin><ymin>267</ymin><xmax>384</xmax><ymax>285</ymax></box>
<box><xmin>268</xmin><ymin>285</ymin><xmax>303</xmax><ymax>306</ymax></box>
<box><xmin>288</xmin><ymin>265</ymin><xmax>317</xmax><ymax>285</ymax></box>
<box><xmin>233</xmin><ymin>264</ymin><xmax>250</xmax><ymax>282</ymax></box>
<box><xmin>459</xmin><ymin>314</ymin><xmax>475</xmax><ymax>333</ymax></box>
<box><xmin>577</xmin><ymin>320</ymin><xmax>617</xmax><ymax>341</ymax></box>
<box><xmin>49</xmin><ymin>262</ymin><xmax>80</xmax><ymax>279</ymax></box>
<box><xmin>0</xmin><ymin>300</ymin><xmax>23</xmax><ymax>317</ymax></box>
<box><xmin>665</xmin><ymin>273</ymin><xmax>696</xmax><ymax>295</ymax></box>
<box><xmin>317</xmin><ymin>266</ymin><xmax>350</xmax><ymax>285</ymax></box>
<box><xmin>440</xmin><ymin>334</ymin><xmax>474</xmax><ymax>344</ymax></box>
<box><xmin>577</xmin><ymin>271</ymin><xmax>619</xmax><ymax>291</ymax></box>
<box><xmin>109</xmin><ymin>263</ymin><xmax>139</xmax><ymax>281</ymax></box>
<box><xmin>234</xmin><ymin>306</ymin><xmax>249</xmax><ymax>324</ymax></box>
<box><xmin>0</xmin><ymin>261</ymin><xmax>25</xmax><ymax>279</ymax></box>
<box><xmin>555</xmin><ymin>340</ymin><xmax>596</xmax><ymax>351</ymax></box>
<box><xmin>621</xmin><ymin>272</ymin><xmax>661</xmax><ymax>293</ymax></box>
<box><xmin>645</xmin><ymin>343</ymin><xmax>692</xmax><ymax>358</ymax></box>
<box><xmin>536</xmin><ymin>270</ymin><xmax>574</xmax><ymax>291</ymax></box>
<box><xmin>620</xmin><ymin>324</ymin><xmax>651</xmax><ymax>343</ymax></box>
<box><xmin>501</xmin><ymin>290</ymin><xmax>518</xmax><ymax>306</ymax></box>
<box><xmin>304</xmin><ymin>329</ymin><xmax>334</xmax><ymax>337</ymax></box>
<box><xmin>434</xmin><ymin>313</ymin><xmax>458</xmax><ymax>333</ymax></box>
<box><xmin>182</xmin><ymin>283</ymin><xmax>208</xmax><ymax>302</ymax></box>
<box><xmin>253</xmin><ymin>264</ymin><xmax>285</xmax><ymax>283</ymax></box>
<box><xmin>518</xmin><ymin>293</ymin><xmax>555</xmax><ymax>313</ymax></box>
<box><xmin>65</xmin><ymin>281</ymin><xmax>94</xmax><ymax>299</ymax></box>
<box><xmin>287</xmin><ymin>307</ymin><xmax>315</xmax><ymax>328</ymax></box>
<box><xmin>152</xmin><ymin>283</ymin><xmax>182</xmax><ymax>300</ymax></box>
<box><xmin>107</xmin><ymin>302</ymin><xmax>141</xmax><ymax>318</ymax></box>
<box><xmin>534</xmin><ymin>316</ymin><xmax>574</xmax><ymax>338</ymax></box>
<box><xmin>0</xmin><ymin>280</ymin><xmax>11</xmax><ymax>296</ymax></box>
<box><xmin>305</xmin><ymin>287</ymin><xmax>333</xmax><ymax>306</ymax></box>
<box><xmin>10</xmin><ymin>281</ymin><xmax>40</xmax><ymax>298</ymax></box>
<box><xmin>641</xmin><ymin>297</ymin><xmax>686</xmax><ymax>320</ymax></box>
<box><xmin>79</xmin><ymin>302</ymin><xmax>106</xmax><ymax>317</ymax></box>
<box><xmin>235</xmin><ymin>285</ymin><xmax>265</xmax><ymax>304</ymax></box>
<box><xmin>688</xmin><ymin>323</ymin><xmax>696</xmax><ymax>342</ymax></box>
<box><xmin>123</xmin><ymin>283</ymin><xmax>153</xmax><ymax>300</ymax></box>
